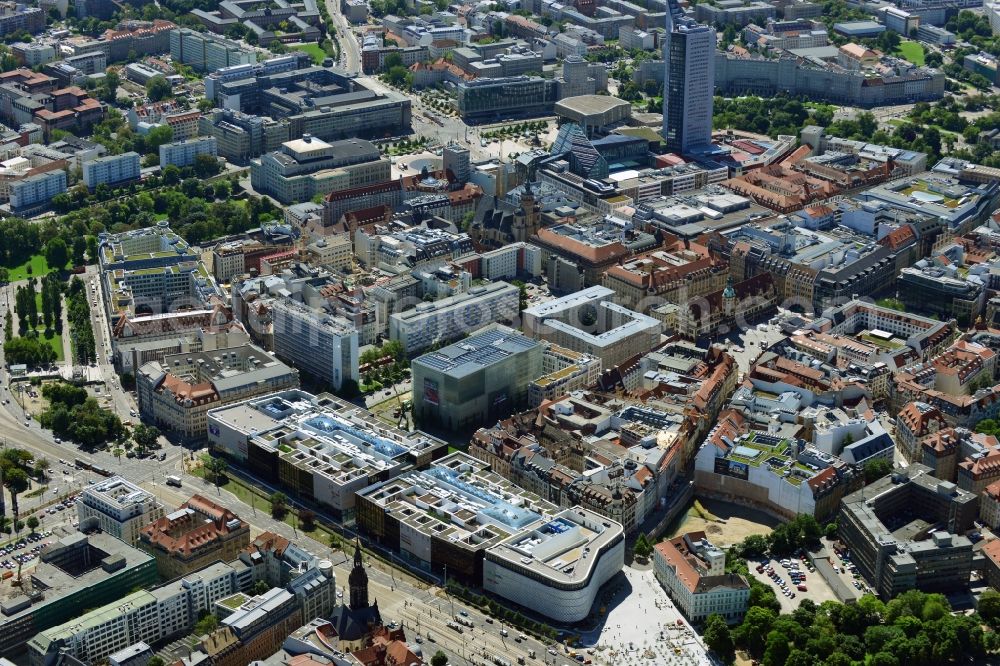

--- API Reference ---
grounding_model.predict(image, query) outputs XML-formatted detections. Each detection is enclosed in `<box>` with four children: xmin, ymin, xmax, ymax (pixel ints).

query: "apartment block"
<box><xmin>9</xmin><ymin>169</ymin><xmax>66</xmax><ymax>215</ymax></box>
<box><xmin>159</xmin><ymin>136</ymin><xmax>218</xmax><ymax>168</ymax></box>
<box><xmin>83</xmin><ymin>152</ymin><xmax>140</xmax><ymax>190</ymax></box>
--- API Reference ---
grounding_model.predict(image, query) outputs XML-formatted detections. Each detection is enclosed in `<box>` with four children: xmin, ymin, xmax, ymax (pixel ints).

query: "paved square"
<box><xmin>579</xmin><ymin>565</ymin><xmax>713</xmax><ymax>666</ymax></box>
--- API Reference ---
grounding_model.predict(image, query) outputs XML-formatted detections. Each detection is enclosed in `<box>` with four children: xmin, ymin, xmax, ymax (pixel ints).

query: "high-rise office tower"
<box><xmin>663</xmin><ymin>0</ymin><xmax>716</xmax><ymax>154</ymax></box>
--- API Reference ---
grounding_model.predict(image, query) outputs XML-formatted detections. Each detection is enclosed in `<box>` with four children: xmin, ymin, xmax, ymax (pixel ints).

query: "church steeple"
<box><xmin>348</xmin><ymin>540</ymin><xmax>370</xmax><ymax>611</ymax></box>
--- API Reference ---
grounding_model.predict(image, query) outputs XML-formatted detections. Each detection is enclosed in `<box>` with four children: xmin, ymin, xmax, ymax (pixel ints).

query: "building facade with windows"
<box><xmin>77</xmin><ymin>476</ymin><xmax>165</xmax><ymax>547</ymax></box>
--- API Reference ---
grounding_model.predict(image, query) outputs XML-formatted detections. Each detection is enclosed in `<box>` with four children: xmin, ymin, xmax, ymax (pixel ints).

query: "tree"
<box><xmin>864</xmin><ymin>458</ymin><xmax>893</xmax><ymax>484</ymax></box>
<box><xmin>632</xmin><ymin>532</ymin><xmax>653</xmax><ymax>560</ymax></box>
<box><xmin>148</xmin><ymin>658</ymin><xmax>166</xmax><ymax>666</ymax></box>
<box><xmin>762</xmin><ymin>630</ymin><xmax>791</xmax><ymax>666</ymax></box>
<box><xmin>133</xmin><ymin>423</ymin><xmax>161</xmax><ymax>451</ymax></box>
<box><xmin>253</xmin><ymin>579</ymin><xmax>270</xmax><ymax>595</ymax></box>
<box><xmin>3</xmin><ymin>467</ymin><xmax>28</xmax><ymax>518</ymax></box>
<box><xmin>299</xmin><ymin>508</ymin><xmax>316</xmax><ymax>531</ymax></box>
<box><xmin>430</xmin><ymin>651</ymin><xmax>448</xmax><ymax>666</ymax></box>
<box><xmin>737</xmin><ymin>606</ymin><xmax>776</xmax><ymax>657</ymax></box>
<box><xmin>704</xmin><ymin>614</ymin><xmax>735</xmax><ymax>662</ymax></box>
<box><xmin>201</xmin><ymin>454</ymin><xmax>227</xmax><ymax>488</ymax></box>
<box><xmin>146</xmin><ymin>75</ymin><xmax>172</xmax><ymax>102</ymax></box>
<box><xmin>193</xmin><ymin>153</ymin><xmax>222</xmax><ymax>178</ymax></box>
<box><xmin>739</xmin><ymin>533</ymin><xmax>769</xmax><ymax>559</ymax></box>
<box><xmin>270</xmin><ymin>491</ymin><xmax>288</xmax><ymax>518</ymax></box>
<box><xmin>44</xmin><ymin>237</ymin><xmax>68</xmax><ymax>271</ymax></box>
<box><xmin>193</xmin><ymin>612</ymin><xmax>218</xmax><ymax>636</ymax></box>
<box><xmin>978</xmin><ymin>589</ymin><xmax>1000</xmax><ymax>627</ymax></box>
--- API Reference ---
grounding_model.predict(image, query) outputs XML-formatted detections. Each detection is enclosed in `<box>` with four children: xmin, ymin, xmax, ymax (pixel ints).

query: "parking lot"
<box><xmin>0</xmin><ymin>529</ymin><xmax>56</xmax><ymax>573</ymax></box>
<box><xmin>748</xmin><ymin>553</ymin><xmax>841</xmax><ymax>612</ymax></box>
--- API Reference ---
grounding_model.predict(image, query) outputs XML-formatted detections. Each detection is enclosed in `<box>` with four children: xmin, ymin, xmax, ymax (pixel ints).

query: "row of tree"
<box><xmin>66</xmin><ymin>277</ymin><xmax>96</xmax><ymax>365</ymax></box>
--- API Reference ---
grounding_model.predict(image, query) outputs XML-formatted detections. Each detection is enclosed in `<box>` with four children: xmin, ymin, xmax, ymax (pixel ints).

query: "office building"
<box><xmin>411</xmin><ymin>326</ymin><xmax>543</xmax><ymax>431</ymax></box>
<box><xmin>77</xmin><ymin>476</ymin><xmax>166</xmax><ymax>547</ymax></box>
<box><xmin>169</xmin><ymin>28</ymin><xmax>257</xmax><ymax>73</ymax></box>
<box><xmin>527</xmin><ymin>344</ymin><xmax>602</xmax><ymax>407</ymax></box>
<box><xmin>97</xmin><ymin>223</ymin><xmax>221</xmax><ymax>320</ymax></box>
<box><xmin>140</xmin><ymin>494</ymin><xmax>251</xmax><ymax>580</ymax></box>
<box><xmin>159</xmin><ymin>136</ymin><xmax>218</xmax><ymax>168</ymax></box>
<box><xmin>455</xmin><ymin>76</ymin><xmax>559</xmax><ymax>122</ymax></box>
<box><xmin>136</xmin><ymin>343</ymin><xmax>299</xmax><ymax>439</ymax></box>
<box><xmin>653</xmin><ymin>532</ymin><xmax>750</xmax><ymax>624</ymax></box>
<box><xmin>83</xmin><ymin>152</ymin><xmax>140</xmax><ymax>190</ymax></box>
<box><xmin>9</xmin><ymin>169</ymin><xmax>66</xmax><ymax>215</ymax></box>
<box><xmin>964</xmin><ymin>52</ymin><xmax>1000</xmax><ymax>86</ymax></box>
<box><xmin>521</xmin><ymin>286</ymin><xmax>661</xmax><ymax>368</ymax></box>
<box><xmin>207</xmin><ymin>389</ymin><xmax>445</xmax><ymax>518</ymax></box>
<box><xmin>442</xmin><ymin>142</ymin><xmax>470</xmax><ymax>185</ymax></box>
<box><xmin>663</xmin><ymin>0</ymin><xmax>715</xmax><ymax>154</ymax></box>
<box><xmin>1</xmin><ymin>533</ymin><xmax>157</xmax><ymax>656</ymax></box>
<box><xmin>270</xmin><ymin>298</ymin><xmax>358</xmax><ymax>390</ymax></box>
<box><xmin>838</xmin><ymin>463</ymin><xmax>978</xmax><ymax>599</ymax></box>
<box><xmin>249</xmin><ymin>135</ymin><xmax>388</xmax><ymax>205</ymax></box>
<box><xmin>389</xmin><ymin>281</ymin><xmax>520</xmax><ymax>354</ymax></box>
<box><xmin>27</xmin><ymin>561</ymin><xmax>239</xmax><ymax>666</ymax></box>
<box><xmin>201</xmin><ymin>587</ymin><xmax>302</xmax><ymax>666</ymax></box>
<box><xmin>199</xmin><ymin>108</ymin><xmax>290</xmax><ymax>165</ymax></box>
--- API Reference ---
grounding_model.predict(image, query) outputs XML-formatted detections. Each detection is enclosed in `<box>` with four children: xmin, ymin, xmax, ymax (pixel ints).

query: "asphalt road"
<box><xmin>325</xmin><ymin>0</ymin><xmax>360</xmax><ymax>74</ymax></box>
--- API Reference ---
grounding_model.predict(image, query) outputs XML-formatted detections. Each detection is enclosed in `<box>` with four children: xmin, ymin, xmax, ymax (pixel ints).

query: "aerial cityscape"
<box><xmin>0</xmin><ymin>0</ymin><xmax>997</xmax><ymax>663</ymax></box>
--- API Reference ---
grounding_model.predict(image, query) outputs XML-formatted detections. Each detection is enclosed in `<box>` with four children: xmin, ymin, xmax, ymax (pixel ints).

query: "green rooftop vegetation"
<box><xmin>218</xmin><ymin>593</ymin><xmax>249</xmax><ymax>610</ymax></box>
<box><xmin>901</xmin><ymin>179</ymin><xmax>962</xmax><ymax>209</ymax></box>
<box><xmin>860</xmin><ymin>332</ymin><xmax>905</xmax><ymax>349</ymax></box>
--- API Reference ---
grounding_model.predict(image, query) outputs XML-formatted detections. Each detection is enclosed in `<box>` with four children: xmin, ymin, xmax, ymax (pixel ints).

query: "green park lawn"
<box><xmin>292</xmin><ymin>42</ymin><xmax>328</xmax><ymax>65</ymax></box>
<box><xmin>894</xmin><ymin>41</ymin><xmax>925</xmax><ymax>66</ymax></box>
<box><xmin>4</xmin><ymin>254</ymin><xmax>68</xmax><ymax>282</ymax></box>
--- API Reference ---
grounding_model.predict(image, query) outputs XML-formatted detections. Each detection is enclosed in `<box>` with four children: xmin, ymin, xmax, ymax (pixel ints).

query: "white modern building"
<box><xmin>270</xmin><ymin>298</ymin><xmax>359</xmax><ymax>390</ymax></box>
<box><xmin>483</xmin><ymin>508</ymin><xmax>625</xmax><ymax>623</ymax></box>
<box><xmin>663</xmin><ymin>0</ymin><xmax>716</xmax><ymax>154</ymax></box>
<box><xmin>653</xmin><ymin>531</ymin><xmax>750</xmax><ymax>624</ymax></box>
<box><xmin>159</xmin><ymin>136</ymin><xmax>218</xmax><ymax>168</ymax></box>
<box><xmin>83</xmin><ymin>152</ymin><xmax>141</xmax><ymax>189</ymax></box>
<box><xmin>389</xmin><ymin>281</ymin><xmax>520</xmax><ymax>354</ymax></box>
<box><xmin>77</xmin><ymin>476</ymin><xmax>166</xmax><ymax>547</ymax></box>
